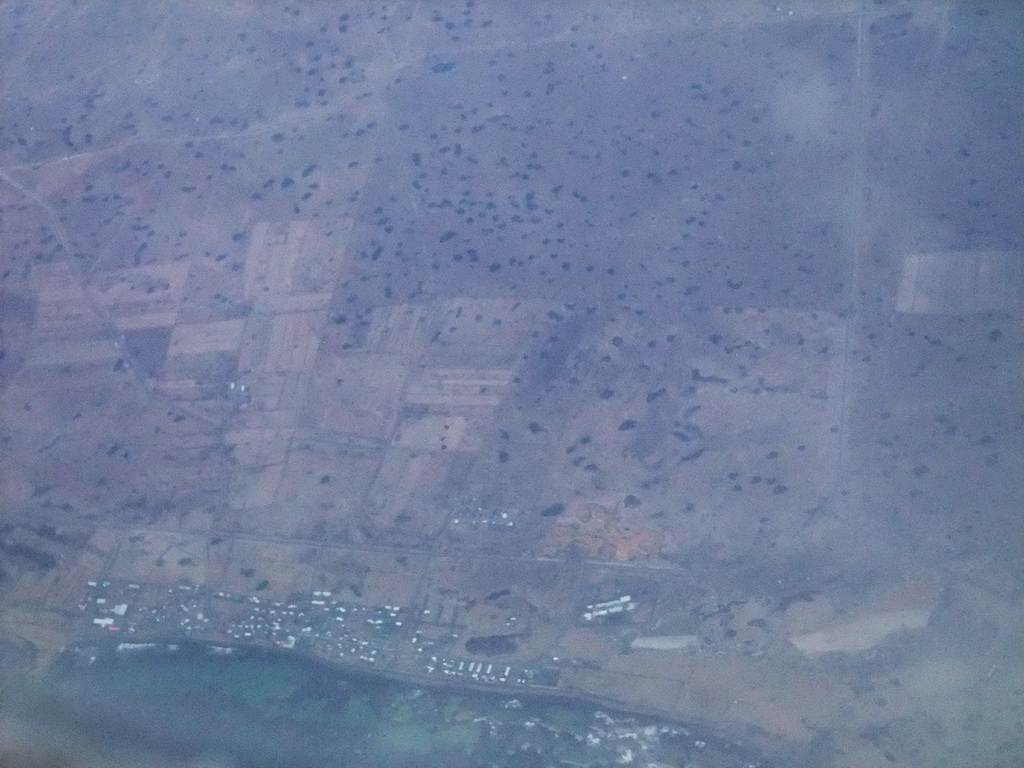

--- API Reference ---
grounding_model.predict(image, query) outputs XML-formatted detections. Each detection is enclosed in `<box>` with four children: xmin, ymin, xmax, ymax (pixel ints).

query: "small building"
<box><xmin>522</xmin><ymin>667</ymin><xmax>561</xmax><ymax>688</ymax></box>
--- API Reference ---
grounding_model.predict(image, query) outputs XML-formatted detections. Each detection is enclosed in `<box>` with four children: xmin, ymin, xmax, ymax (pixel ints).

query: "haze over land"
<box><xmin>1</xmin><ymin>2</ymin><xmax>1022</xmax><ymax>767</ymax></box>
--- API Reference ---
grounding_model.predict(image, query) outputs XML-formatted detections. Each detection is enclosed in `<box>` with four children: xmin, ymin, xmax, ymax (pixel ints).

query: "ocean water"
<box><xmin>11</xmin><ymin>642</ymin><xmax>763</xmax><ymax>768</ymax></box>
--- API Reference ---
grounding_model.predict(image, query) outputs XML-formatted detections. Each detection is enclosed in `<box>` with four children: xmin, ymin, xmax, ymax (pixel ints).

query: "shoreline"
<box><xmin>57</xmin><ymin>632</ymin><xmax>662</xmax><ymax>717</ymax></box>
<box><xmin>54</xmin><ymin>633</ymin><xmax>767</xmax><ymax>764</ymax></box>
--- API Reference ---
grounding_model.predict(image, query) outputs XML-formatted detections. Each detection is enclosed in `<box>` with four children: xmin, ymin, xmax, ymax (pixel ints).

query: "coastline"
<box><xmin>51</xmin><ymin>632</ymin><xmax>767</xmax><ymax>766</ymax></box>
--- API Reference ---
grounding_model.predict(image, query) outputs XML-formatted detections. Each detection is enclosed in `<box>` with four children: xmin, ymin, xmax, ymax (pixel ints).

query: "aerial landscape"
<box><xmin>0</xmin><ymin>1</ymin><xmax>1021</xmax><ymax>767</ymax></box>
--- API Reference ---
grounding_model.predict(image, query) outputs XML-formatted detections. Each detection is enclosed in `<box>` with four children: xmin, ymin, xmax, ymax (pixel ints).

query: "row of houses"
<box><xmin>582</xmin><ymin>594</ymin><xmax>636</xmax><ymax>622</ymax></box>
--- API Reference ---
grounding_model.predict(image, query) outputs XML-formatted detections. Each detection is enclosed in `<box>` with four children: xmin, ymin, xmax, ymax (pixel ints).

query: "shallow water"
<box><xmin>14</xmin><ymin>641</ymin><xmax>764</xmax><ymax>768</ymax></box>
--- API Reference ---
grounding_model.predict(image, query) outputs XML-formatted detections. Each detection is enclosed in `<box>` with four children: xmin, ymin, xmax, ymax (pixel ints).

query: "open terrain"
<box><xmin>1</xmin><ymin>2</ymin><xmax>1022</xmax><ymax>767</ymax></box>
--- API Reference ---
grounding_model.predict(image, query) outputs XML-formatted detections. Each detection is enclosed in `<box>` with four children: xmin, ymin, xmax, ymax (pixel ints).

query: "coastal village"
<box><xmin>76</xmin><ymin>577</ymin><xmax>563</xmax><ymax>690</ymax></box>
<box><xmin>73</xmin><ymin>579</ymin><xmax>744</xmax><ymax>766</ymax></box>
